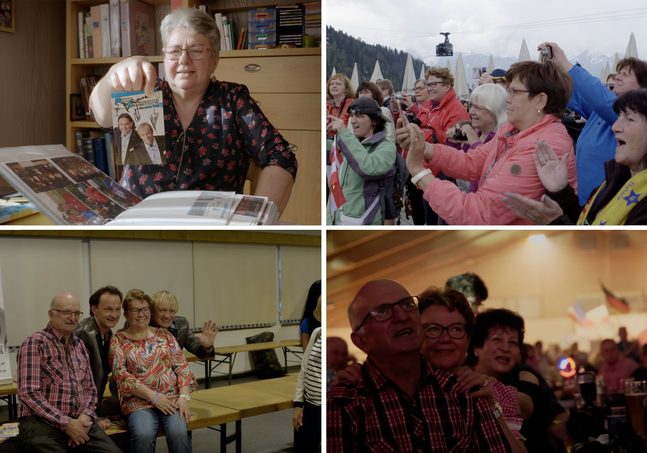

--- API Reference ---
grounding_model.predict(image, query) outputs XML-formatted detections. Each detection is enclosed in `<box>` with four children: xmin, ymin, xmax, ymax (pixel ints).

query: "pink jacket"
<box><xmin>423</xmin><ymin>114</ymin><xmax>577</xmax><ymax>225</ymax></box>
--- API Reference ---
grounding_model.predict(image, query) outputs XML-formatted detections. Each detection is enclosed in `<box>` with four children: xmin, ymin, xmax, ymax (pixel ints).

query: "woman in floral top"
<box><xmin>89</xmin><ymin>8</ymin><xmax>297</xmax><ymax>212</ymax></box>
<box><xmin>110</xmin><ymin>289</ymin><xmax>194</xmax><ymax>453</ymax></box>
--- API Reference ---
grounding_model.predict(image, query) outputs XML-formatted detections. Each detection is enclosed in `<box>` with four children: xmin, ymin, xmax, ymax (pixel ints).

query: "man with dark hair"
<box><xmin>446</xmin><ymin>272</ymin><xmax>488</xmax><ymax>314</ymax></box>
<box><xmin>327</xmin><ymin>279</ymin><xmax>510</xmax><ymax>452</ymax></box>
<box><xmin>17</xmin><ymin>292</ymin><xmax>121</xmax><ymax>452</ymax></box>
<box><xmin>74</xmin><ymin>285</ymin><xmax>123</xmax><ymax>427</ymax></box>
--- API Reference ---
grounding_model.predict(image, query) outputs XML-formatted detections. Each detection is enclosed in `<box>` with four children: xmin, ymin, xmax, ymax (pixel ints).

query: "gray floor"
<box><xmin>155</xmin><ymin>411</ymin><xmax>295</xmax><ymax>453</ymax></box>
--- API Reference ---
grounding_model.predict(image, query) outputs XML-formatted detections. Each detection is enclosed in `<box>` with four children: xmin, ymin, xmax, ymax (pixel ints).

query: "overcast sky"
<box><xmin>327</xmin><ymin>0</ymin><xmax>647</xmax><ymax>65</ymax></box>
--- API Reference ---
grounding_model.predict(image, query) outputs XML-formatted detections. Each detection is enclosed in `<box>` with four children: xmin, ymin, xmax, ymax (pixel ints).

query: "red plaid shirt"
<box><xmin>17</xmin><ymin>323</ymin><xmax>97</xmax><ymax>430</ymax></box>
<box><xmin>327</xmin><ymin>358</ymin><xmax>510</xmax><ymax>453</ymax></box>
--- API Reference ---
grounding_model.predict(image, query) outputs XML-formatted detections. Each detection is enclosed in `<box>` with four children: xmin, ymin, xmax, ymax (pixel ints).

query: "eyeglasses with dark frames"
<box><xmin>354</xmin><ymin>296</ymin><xmax>418</xmax><ymax>331</ymax></box>
<box><xmin>51</xmin><ymin>309</ymin><xmax>84</xmax><ymax>318</ymax></box>
<box><xmin>426</xmin><ymin>81</ymin><xmax>446</xmax><ymax>88</ymax></box>
<box><xmin>423</xmin><ymin>323</ymin><xmax>467</xmax><ymax>339</ymax></box>
<box><xmin>127</xmin><ymin>307</ymin><xmax>151</xmax><ymax>315</ymax></box>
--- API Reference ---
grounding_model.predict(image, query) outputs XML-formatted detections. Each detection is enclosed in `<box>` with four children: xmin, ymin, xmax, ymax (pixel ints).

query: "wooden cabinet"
<box><xmin>65</xmin><ymin>0</ymin><xmax>321</xmax><ymax>225</ymax></box>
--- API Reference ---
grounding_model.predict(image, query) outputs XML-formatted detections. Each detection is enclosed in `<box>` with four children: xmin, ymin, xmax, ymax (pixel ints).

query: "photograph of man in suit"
<box><xmin>113</xmin><ymin>113</ymin><xmax>142</xmax><ymax>167</ymax></box>
<box><xmin>125</xmin><ymin>122</ymin><xmax>167</xmax><ymax>166</ymax></box>
<box><xmin>74</xmin><ymin>285</ymin><xmax>123</xmax><ymax>429</ymax></box>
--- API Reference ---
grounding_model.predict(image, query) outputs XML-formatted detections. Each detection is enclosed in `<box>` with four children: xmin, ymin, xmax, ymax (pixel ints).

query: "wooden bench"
<box><xmin>187</xmin><ymin>339</ymin><xmax>302</xmax><ymax>387</ymax></box>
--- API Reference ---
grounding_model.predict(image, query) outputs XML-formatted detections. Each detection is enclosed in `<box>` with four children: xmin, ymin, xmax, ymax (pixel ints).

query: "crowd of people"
<box><xmin>326</xmin><ymin>43</ymin><xmax>647</xmax><ymax>225</ymax></box>
<box><xmin>327</xmin><ymin>275</ymin><xmax>647</xmax><ymax>452</ymax></box>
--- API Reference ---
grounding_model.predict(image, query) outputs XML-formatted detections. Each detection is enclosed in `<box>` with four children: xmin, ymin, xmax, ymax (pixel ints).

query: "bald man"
<box><xmin>327</xmin><ymin>279</ymin><xmax>510</xmax><ymax>452</ymax></box>
<box><xmin>17</xmin><ymin>293</ymin><xmax>121</xmax><ymax>453</ymax></box>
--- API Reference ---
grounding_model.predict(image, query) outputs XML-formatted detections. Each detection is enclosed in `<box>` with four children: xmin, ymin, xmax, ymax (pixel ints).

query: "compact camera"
<box><xmin>540</xmin><ymin>46</ymin><xmax>552</xmax><ymax>62</ymax></box>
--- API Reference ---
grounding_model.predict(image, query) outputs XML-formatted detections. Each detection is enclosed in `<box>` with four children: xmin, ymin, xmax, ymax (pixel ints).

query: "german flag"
<box><xmin>601</xmin><ymin>282</ymin><xmax>630</xmax><ymax>313</ymax></box>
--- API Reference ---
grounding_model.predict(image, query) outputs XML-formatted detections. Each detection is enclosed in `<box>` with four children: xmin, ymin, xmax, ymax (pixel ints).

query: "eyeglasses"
<box><xmin>426</xmin><ymin>81</ymin><xmax>446</xmax><ymax>88</ymax></box>
<box><xmin>163</xmin><ymin>46</ymin><xmax>212</xmax><ymax>61</ymax></box>
<box><xmin>354</xmin><ymin>296</ymin><xmax>418</xmax><ymax>331</ymax></box>
<box><xmin>127</xmin><ymin>307</ymin><xmax>151</xmax><ymax>315</ymax></box>
<box><xmin>414</xmin><ymin>86</ymin><xmax>425</xmax><ymax>91</ymax></box>
<box><xmin>423</xmin><ymin>323</ymin><xmax>467</xmax><ymax>339</ymax></box>
<box><xmin>51</xmin><ymin>309</ymin><xmax>83</xmax><ymax>318</ymax></box>
<box><xmin>616</xmin><ymin>71</ymin><xmax>631</xmax><ymax>79</ymax></box>
<box><xmin>506</xmin><ymin>86</ymin><xmax>531</xmax><ymax>97</ymax></box>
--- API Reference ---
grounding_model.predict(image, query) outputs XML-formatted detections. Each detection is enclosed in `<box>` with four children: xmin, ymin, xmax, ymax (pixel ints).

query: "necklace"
<box><xmin>175</xmin><ymin>130</ymin><xmax>187</xmax><ymax>185</ymax></box>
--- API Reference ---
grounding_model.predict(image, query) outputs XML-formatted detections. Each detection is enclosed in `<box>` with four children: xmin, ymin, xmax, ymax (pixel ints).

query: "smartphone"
<box><xmin>540</xmin><ymin>46</ymin><xmax>552</xmax><ymax>62</ymax></box>
<box><xmin>392</xmin><ymin>97</ymin><xmax>408</xmax><ymax>127</ymax></box>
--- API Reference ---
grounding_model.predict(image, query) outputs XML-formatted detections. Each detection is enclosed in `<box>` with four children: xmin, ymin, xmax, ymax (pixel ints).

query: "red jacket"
<box><xmin>327</xmin><ymin>97</ymin><xmax>353</xmax><ymax>139</ymax></box>
<box><xmin>409</xmin><ymin>89</ymin><xmax>469</xmax><ymax>143</ymax></box>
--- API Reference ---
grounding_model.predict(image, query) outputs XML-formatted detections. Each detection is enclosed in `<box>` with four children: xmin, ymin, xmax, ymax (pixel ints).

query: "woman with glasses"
<box><xmin>418</xmin><ymin>287</ymin><xmax>527</xmax><ymax>453</ymax></box>
<box><xmin>88</xmin><ymin>9</ymin><xmax>297</xmax><ymax>211</ymax></box>
<box><xmin>538</xmin><ymin>41</ymin><xmax>647</xmax><ymax>206</ymax></box>
<box><xmin>400</xmin><ymin>60</ymin><xmax>577</xmax><ymax>224</ymax></box>
<box><xmin>150</xmin><ymin>290</ymin><xmax>217</xmax><ymax>359</ymax></box>
<box><xmin>110</xmin><ymin>289</ymin><xmax>194</xmax><ymax>453</ymax></box>
<box><xmin>412</xmin><ymin>67</ymin><xmax>470</xmax><ymax>144</ymax></box>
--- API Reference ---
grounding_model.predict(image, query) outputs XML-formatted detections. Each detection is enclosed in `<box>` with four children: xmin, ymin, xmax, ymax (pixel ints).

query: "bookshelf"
<box><xmin>65</xmin><ymin>0</ymin><xmax>321</xmax><ymax>224</ymax></box>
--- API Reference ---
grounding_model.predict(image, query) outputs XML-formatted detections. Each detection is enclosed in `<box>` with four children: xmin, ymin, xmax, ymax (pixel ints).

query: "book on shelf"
<box><xmin>84</xmin><ymin>13</ymin><xmax>94</xmax><ymax>58</ymax></box>
<box><xmin>77</xmin><ymin>11</ymin><xmax>86</xmax><ymax>58</ymax></box>
<box><xmin>79</xmin><ymin>74</ymin><xmax>99</xmax><ymax>121</ymax></box>
<box><xmin>109</xmin><ymin>0</ymin><xmax>121</xmax><ymax>57</ymax></box>
<box><xmin>121</xmin><ymin>0</ymin><xmax>156</xmax><ymax>57</ymax></box>
<box><xmin>0</xmin><ymin>145</ymin><xmax>278</xmax><ymax>226</ymax></box>
<box><xmin>276</xmin><ymin>4</ymin><xmax>304</xmax><ymax>47</ymax></box>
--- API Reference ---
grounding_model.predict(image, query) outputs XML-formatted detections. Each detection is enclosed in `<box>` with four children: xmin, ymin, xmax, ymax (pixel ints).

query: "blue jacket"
<box><xmin>568</xmin><ymin>64</ymin><xmax>618</xmax><ymax>205</ymax></box>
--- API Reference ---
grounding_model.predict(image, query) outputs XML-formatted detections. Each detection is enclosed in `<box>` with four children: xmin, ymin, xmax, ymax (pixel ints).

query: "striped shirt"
<box><xmin>294</xmin><ymin>327</ymin><xmax>322</xmax><ymax>407</ymax></box>
<box><xmin>327</xmin><ymin>358</ymin><xmax>511</xmax><ymax>453</ymax></box>
<box><xmin>17</xmin><ymin>323</ymin><xmax>97</xmax><ymax>430</ymax></box>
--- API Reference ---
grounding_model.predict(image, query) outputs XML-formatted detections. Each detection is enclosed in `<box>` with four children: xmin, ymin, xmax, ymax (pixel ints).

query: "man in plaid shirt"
<box><xmin>327</xmin><ymin>280</ymin><xmax>511</xmax><ymax>452</ymax></box>
<box><xmin>17</xmin><ymin>292</ymin><xmax>121</xmax><ymax>452</ymax></box>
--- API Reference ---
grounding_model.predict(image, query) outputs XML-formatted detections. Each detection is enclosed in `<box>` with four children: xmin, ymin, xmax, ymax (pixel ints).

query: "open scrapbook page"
<box><xmin>0</xmin><ymin>145</ymin><xmax>277</xmax><ymax>225</ymax></box>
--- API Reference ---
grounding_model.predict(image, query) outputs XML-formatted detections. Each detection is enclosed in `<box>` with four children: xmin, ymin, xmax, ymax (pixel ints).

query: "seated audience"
<box><xmin>150</xmin><ymin>289</ymin><xmax>217</xmax><ymax>359</ymax></box>
<box><xmin>110</xmin><ymin>289</ymin><xmax>194</xmax><ymax>453</ymax></box>
<box><xmin>598</xmin><ymin>338</ymin><xmax>639</xmax><ymax>396</ymax></box>
<box><xmin>75</xmin><ymin>286</ymin><xmax>123</xmax><ymax>427</ymax></box>
<box><xmin>327</xmin><ymin>279</ymin><xmax>510</xmax><ymax>451</ymax></box>
<box><xmin>400</xmin><ymin>61</ymin><xmax>576</xmax><ymax>225</ymax></box>
<box><xmin>17</xmin><ymin>292</ymin><xmax>121</xmax><ymax>453</ymax></box>
<box><xmin>326</xmin><ymin>336</ymin><xmax>351</xmax><ymax>387</ymax></box>
<box><xmin>617</xmin><ymin>326</ymin><xmax>640</xmax><ymax>363</ymax></box>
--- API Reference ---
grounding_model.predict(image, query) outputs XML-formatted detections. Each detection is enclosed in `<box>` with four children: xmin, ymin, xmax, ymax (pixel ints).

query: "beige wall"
<box><xmin>0</xmin><ymin>0</ymin><xmax>65</xmax><ymax>147</ymax></box>
<box><xmin>334</xmin><ymin>232</ymin><xmax>647</xmax><ymax>362</ymax></box>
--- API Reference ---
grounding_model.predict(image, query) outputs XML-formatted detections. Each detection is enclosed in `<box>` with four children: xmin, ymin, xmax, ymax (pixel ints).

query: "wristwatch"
<box><xmin>491</xmin><ymin>401</ymin><xmax>503</xmax><ymax>420</ymax></box>
<box><xmin>179</xmin><ymin>393</ymin><xmax>191</xmax><ymax>401</ymax></box>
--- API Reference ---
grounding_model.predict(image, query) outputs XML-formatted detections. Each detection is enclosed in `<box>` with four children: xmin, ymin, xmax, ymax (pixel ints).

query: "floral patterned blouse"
<box><xmin>120</xmin><ymin>79</ymin><xmax>298</xmax><ymax>199</ymax></box>
<box><xmin>110</xmin><ymin>327</ymin><xmax>194</xmax><ymax>416</ymax></box>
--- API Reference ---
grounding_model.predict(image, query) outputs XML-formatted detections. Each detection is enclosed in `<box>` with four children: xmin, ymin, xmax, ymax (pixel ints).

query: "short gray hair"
<box><xmin>160</xmin><ymin>8</ymin><xmax>220</xmax><ymax>56</ymax></box>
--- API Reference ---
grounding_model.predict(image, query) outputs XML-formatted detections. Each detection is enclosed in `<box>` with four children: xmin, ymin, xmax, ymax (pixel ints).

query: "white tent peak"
<box><xmin>370</xmin><ymin>60</ymin><xmax>383</xmax><ymax>82</ymax></box>
<box><xmin>518</xmin><ymin>39</ymin><xmax>531</xmax><ymax>62</ymax></box>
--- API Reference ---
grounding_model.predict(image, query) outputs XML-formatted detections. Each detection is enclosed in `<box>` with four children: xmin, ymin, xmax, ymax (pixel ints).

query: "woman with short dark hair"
<box><xmin>326</xmin><ymin>97</ymin><xmax>396</xmax><ymax>225</ymax></box>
